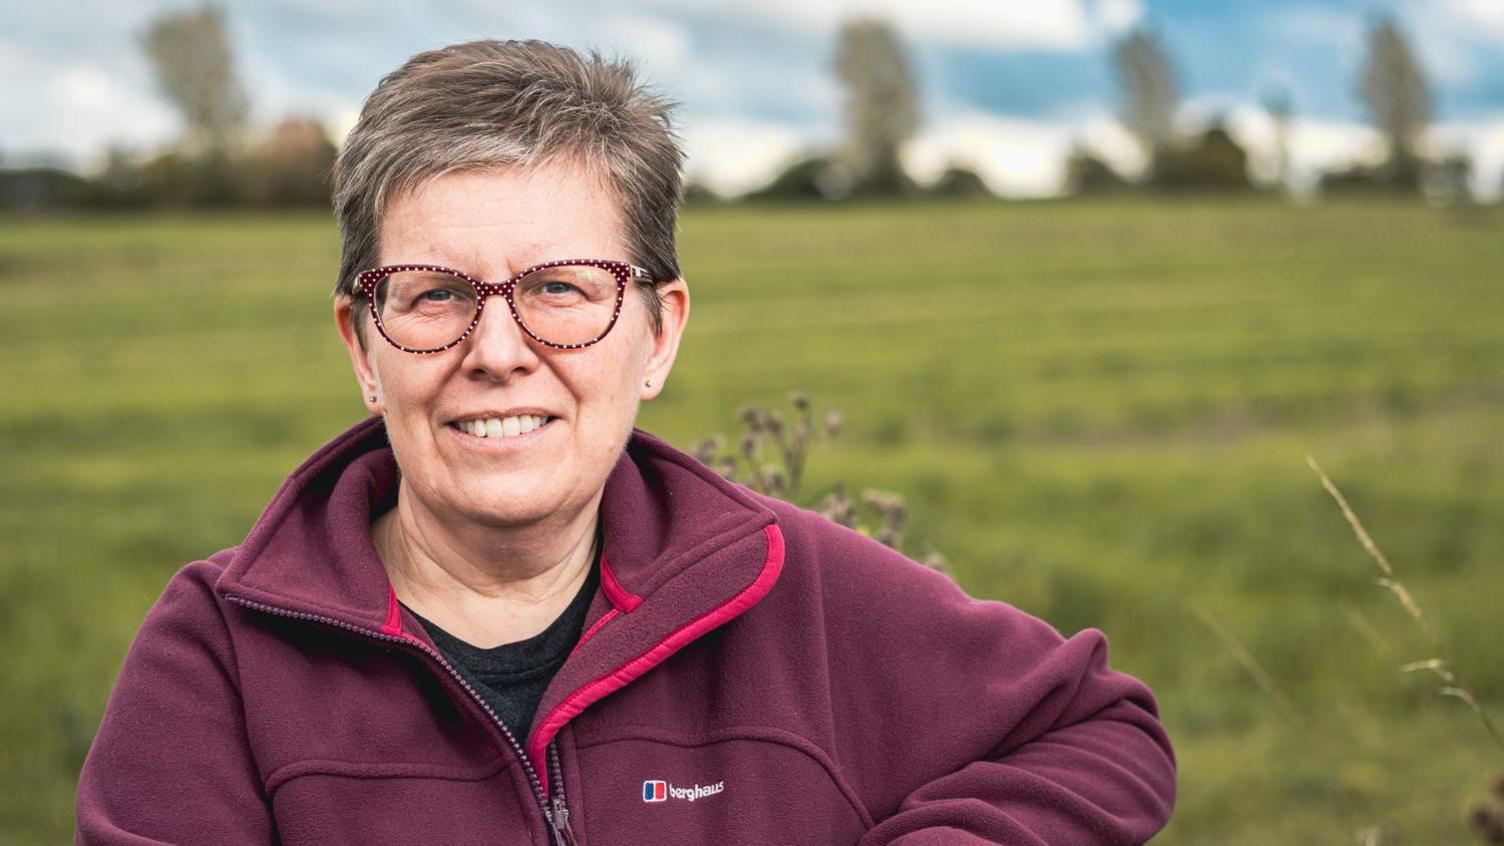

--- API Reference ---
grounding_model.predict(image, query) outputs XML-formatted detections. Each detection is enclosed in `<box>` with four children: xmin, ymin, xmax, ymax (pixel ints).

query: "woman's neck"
<box><xmin>373</xmin><ymin>481</ymin><xmax>601</xmax><ymax>648</ymax></box>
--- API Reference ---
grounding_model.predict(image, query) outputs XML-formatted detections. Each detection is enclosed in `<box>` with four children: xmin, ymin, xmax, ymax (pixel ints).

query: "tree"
<box><xmin>1148</xmin><ymin>121</ymin><xmax>1254</xmax><ymax>193</ymax></box>
<box><xmin>833</xmin><ymin>18</ymin><xmax>921</xmax><ymax>197</ymax></box>
<box><xmin>1065</xmin><ymin>147</ymin><xmax>1128</xmax><ymax>196</ymax></box>
<box><xmin>1358</xmin><ymin>16</ymin><xmax>1430</xmax><ymax>182</ymax></box>
<box><xmin>928</xmin><ymin>164</ymin><xmax>992</xmax><ymax>199</ymax></box>
<box><xmin>745</xmin><ymin>155</ymin><xmax>853</xmax><ymax>202</ymax></box>
<box><xmin>240</xmin><ymin>116</ymin><xmax>337</xmax><ymax>206</ymax></box>
<box><xmin>1113</xmin><ymin>26</ymin><xmax>1179</xmax><ymax>158</ymax></box>
<box><xmin>139</xmin><ymin>3</ymin><xmax>249</xmax><ymax>160</ymax></box>
<box><xmin>1261</xmin><ymin>84</ymin><xmax>1294</xmax><ymax>191</ymax></box>
<box><xmin>1421</xmin><ymin>152</ymin><xmax>1472</xmax><ymax>207</ymax></box>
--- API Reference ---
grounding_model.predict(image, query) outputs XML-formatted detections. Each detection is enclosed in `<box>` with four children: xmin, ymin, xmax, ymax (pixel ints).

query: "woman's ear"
<box><xmin>334</xmin><ymin>295</ymin><xmax>384</xmax><ymax>415</ymax></box>
<box><xmin>641</xmin><ymin>278</ymin><xmax>690</xmax><ymax>401</ymax></box>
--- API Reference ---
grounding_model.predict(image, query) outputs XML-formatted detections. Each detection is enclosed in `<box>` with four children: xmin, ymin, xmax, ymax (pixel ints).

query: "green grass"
<box><xmin>2</xmin><ymin>198</ymin><xmax>1501</xmax><ymax>843</ymax></box>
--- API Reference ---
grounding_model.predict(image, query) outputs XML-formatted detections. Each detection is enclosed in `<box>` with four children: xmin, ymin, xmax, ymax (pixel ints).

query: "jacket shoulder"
<box><xmin>743</xmin><ymin>493</ymin><xmax>1172</xmax><ymax>830</ymax></box>
<box><xmin>753</xmin><ymin>493</ymin><xmax>1003</xmax><ymax>622</ymax></box>
<box><xmin>749</xmin><ymin>491</ymin><xmax>1081</xmax><ymax>710</ymax></box>
<box><xmin>77</xmin><ymin>546</ymin><xmax>277</xmax><ymax>841</ymax></box>
<box><xmin>153</xmin><ymin>547</ymin><xmax>241</xmax><ymax>616</ymax></box>
<box><xmin>126</xmin><ymin>547</ymin><xmax>246</xmax><ymax>672</ymax></box>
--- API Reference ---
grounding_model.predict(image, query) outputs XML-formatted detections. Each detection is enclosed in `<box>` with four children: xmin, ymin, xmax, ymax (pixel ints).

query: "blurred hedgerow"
<box><xmin>691</xmin><ymin>392</ymin><xmax>947</xmax><ymax>574</ymax></box>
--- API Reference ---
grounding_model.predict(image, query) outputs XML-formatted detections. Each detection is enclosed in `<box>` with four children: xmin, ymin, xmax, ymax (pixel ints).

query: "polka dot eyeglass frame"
<box><xmin>352</xmin><ymin>259</ymin><xmax>663</xmax><ymax>354</ymax></box>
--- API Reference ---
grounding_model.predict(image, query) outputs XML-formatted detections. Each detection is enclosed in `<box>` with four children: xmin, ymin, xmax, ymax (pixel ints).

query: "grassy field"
<box><xmin>2</xmin><ymin>198</ymin><xmax>1501</xmax><ymax>843</ymax></box>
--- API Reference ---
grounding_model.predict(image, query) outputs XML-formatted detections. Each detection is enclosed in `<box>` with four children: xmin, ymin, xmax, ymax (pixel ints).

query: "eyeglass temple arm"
<box><xmin>355</xmin><ymin>265</ymin><xmax>660</xmax><ymax>287</ymax></box>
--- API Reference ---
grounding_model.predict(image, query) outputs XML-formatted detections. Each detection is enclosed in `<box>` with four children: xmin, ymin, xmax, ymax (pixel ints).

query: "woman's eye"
<box><xmin>421</xmin><ymin>289</ymin><xmax>455</xmax><ymax>302</ymax></box>
<box><xmin>542</xmin><ymin>282</ymin><xmax>579</xmax><ymax>296</ymax></box>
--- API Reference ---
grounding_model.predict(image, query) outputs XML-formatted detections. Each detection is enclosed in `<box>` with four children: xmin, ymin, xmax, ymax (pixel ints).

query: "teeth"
<box><xmin>458</xmin><ymin>415</ymin><xmax>549</xmax><ymax>439</ymax></box>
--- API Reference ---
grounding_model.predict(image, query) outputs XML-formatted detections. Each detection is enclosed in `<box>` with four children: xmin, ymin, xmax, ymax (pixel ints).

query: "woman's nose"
<box><xmin>458</xmin><ymin>296</ymin><xmax>540</xmax><ymax>380</ymax></box>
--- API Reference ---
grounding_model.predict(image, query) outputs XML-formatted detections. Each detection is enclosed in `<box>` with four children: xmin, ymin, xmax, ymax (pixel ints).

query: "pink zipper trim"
<box><xmin>599</xmin><ymin>552</ymin><xmax>642</xmax><ymax>611</ymax></box>
<box><xmin>570</xmin><ymin>608</ymin><xmax>620</xmax><ymax>658</ymax></box>
<box><xmin>529</xmin><ymin>523</ymin><xmax>785</xmax><ymax>797</ymax></box>
<box><xmin>381</xmin><ymin>582</ymin><xmax>403</xmax><ymax>636</ymax></box>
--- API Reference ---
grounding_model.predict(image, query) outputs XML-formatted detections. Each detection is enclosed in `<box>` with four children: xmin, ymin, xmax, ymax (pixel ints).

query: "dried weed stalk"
<box><xmin>1185</xmin><ymin>599</ymin><xmax>1301</xmax><ymax>724</ymax></box>
<box><xmin>692</xmin><ymin>392</ymin><xmax>946</xmax><ymax>573</ymax></box>
<box><xmin>1307</xmin><ymin>456</ymin><xmax>1504</xmax><ymax>842</ymax></box>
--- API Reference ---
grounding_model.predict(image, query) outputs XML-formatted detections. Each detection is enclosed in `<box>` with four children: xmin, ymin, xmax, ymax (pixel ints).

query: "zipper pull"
<box><xmin>549</xmin><ymin>795</ymin><xmax>578</xmax><ymax>846</ymax></box>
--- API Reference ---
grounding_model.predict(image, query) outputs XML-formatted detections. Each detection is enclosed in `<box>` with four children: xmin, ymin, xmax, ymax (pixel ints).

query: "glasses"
<box><xmin>354</xmin><ymin>259</ymin><xmax>658</xmax><ymax>354</ymax></box>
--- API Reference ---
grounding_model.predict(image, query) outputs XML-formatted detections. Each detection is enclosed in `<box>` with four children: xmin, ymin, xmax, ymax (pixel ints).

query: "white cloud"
<box><xmin>1433</xmin><ymin>0</ymin><xmax>1504</xmax><ymax>44</ymax></box>
<box><xmin>904</xmin><ymin>112</ymin><xmax>1076</xmax><ymax>197</ymax></box>
<box><xmin>1403</xmin><ymin>0</ymin><xmax>1504</xmax><ymax>88</ymax></box>
<box><xmin>9</xmin><ymin>59</ymin><xmax>179</xmax><ymax>170</ymax></box>
<box><xmin>1095</xmin><ymin>0</ymin><xmax>1143</xmax><ymax>36</ymax></box>
<box><xmin>1078</xmin><ymin>114</ymin><xmax>1147</xmax><ymax>177</ymax></box>
<box><xmin>681</xmin><ymin>118</ymin><xmax>809</xmax><ymax>196</ymax></box>
<box><xmin>1283</xmin><ymin>121</ymin><xmax>1396</xmax><ymax>193</ymax></box>
<box><xmin>239</xmin><ymin>49</ymin><xmax>360</xmax><ymax>139</ymax></box>
<box><xmin>1272</xmin><ymin>118</ymin><xmax>1383</xmax><ymax>195</ymax></box>
<box><xmin>599</xmin><ymin>14</ymin><xmax>693</xmax><ymax>71</ymax></box>
<box><xmin>331</xmin><ymin>108</ymin><xmax>363</xmax><ymax>149</ymax></box>
<box><xmin>666</xmin><ymin>55</ymin><xmax>842</xmax><ymax>142</ymax></box>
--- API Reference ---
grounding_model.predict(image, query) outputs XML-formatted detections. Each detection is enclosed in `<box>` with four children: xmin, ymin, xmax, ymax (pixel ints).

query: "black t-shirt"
<box><xmin>401</xmin><ymin>556</ymin><xmax>599</xmax><ymax>744</ymax></box>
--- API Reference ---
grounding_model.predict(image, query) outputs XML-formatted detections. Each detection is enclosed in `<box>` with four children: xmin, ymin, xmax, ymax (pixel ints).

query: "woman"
<box><xmin>76</xmin><ymin>40</ymin><xmax>1176</xmax><ymax>845</ymax></box>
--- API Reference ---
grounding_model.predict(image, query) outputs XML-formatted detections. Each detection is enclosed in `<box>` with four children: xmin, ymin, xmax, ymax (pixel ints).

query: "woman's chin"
<box><xmin>448</xmin><ymin>491</ymin><xmax>562</xmax><ymax>528</ymax></box>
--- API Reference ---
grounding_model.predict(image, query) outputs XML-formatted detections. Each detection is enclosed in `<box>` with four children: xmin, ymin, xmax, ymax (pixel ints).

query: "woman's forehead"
<box><xmin>379</xmin><ymin>164</ymin><xmax>626</xmax><ymax>274</ymax></box>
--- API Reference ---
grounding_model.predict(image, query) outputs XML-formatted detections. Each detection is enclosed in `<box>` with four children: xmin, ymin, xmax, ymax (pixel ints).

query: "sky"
<box><xmin>3</xmin><ymin>0</ymin><xmax>1503</xmax><ymax>198</ymax></box>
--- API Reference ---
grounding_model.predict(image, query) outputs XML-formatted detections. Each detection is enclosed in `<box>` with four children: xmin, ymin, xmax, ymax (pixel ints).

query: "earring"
<box><xmin>644</xmin><ymin>378</ymin><xmax>653</xmax><ymax>388</ymax></box>
<box><xmin>369</xmin><ymin>394</ymin><xmax>377</xmax><ymax>402</ymax></box>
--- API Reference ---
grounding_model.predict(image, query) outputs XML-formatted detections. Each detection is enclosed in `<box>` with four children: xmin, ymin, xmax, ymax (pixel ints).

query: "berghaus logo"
<box><xmin>642</xmin><ymin>779</ymin><xmax>725</xmax><ymax>803</ymax></box>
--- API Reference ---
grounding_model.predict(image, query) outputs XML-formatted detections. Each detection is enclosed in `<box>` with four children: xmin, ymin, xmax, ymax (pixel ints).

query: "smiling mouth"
<box><xmin>449</xmin><ymin>414</ymin><xmax>555</xmax><ymax>439</ymax></box>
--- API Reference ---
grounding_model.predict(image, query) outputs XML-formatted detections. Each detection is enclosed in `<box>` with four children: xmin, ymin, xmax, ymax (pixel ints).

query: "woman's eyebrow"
<box><xmin>420</xmin><ymin>255</ymin><xmax>537</xmax><ymax>279</ymax></box>
<box><xmin>387</xmin><ymin>260</ymin><xmax>476</xmax><ymax>279</ymax></box>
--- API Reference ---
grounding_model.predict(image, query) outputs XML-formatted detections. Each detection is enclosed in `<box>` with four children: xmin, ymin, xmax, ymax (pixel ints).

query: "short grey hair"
<box><xmin>331</xmin><ymin>39</ymin><xmax>684</xmax><ymax>341</ymax></box>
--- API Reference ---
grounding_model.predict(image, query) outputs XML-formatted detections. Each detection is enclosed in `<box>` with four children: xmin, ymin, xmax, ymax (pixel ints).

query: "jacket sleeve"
<box><xmin>822</xmin><ymin>532</ymin><xmax>1176</xmax><ymax>845</ymax></box>
<box><xmin>75</xmin><ymin>559</ymin><xmax>276</xmax><ymax>844</ymax></box>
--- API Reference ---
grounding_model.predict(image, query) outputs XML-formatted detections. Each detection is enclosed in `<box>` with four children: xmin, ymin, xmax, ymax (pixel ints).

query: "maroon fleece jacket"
<box><xmin>76</xmin><ymin>416</ymin><xmax>1176</xmax><ymax>844</ymax></box>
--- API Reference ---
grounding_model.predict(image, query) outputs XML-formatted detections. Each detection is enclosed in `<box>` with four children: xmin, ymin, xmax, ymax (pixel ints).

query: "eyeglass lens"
<box><xmin>373</xmin><ymin>264</ymin><xmax>619</xmax><ymax>349</ymax></box>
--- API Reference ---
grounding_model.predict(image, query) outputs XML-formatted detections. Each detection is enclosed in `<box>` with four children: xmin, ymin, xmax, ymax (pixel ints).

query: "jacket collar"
<box><xmin>215</xmin><ymin>414</ymin><xmax>782</xmax><ymax>626</ymax></box>
<box><xmin>214</xmin><ymin>415</ymin><xmax>785</xmax><ymax>792</ymax></box>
